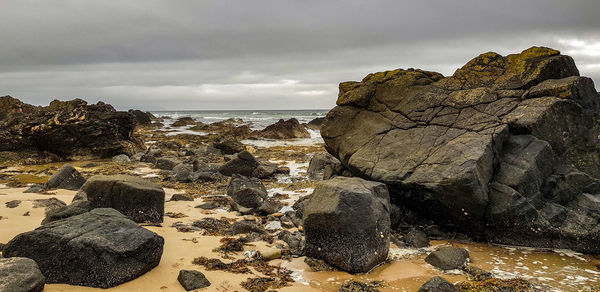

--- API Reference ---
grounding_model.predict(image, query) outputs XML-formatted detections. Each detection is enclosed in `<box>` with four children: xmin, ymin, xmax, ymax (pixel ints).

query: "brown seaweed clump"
<box><xmin>212</xmin><ymin>237</ymin><xmax>247</xmax><ymax>258</ymax></box>
<box><xmin>192</xmin><ymin>257</ymin><xmax>251</xmax><ymax>274</ymax></box>
<box><xmin>456</xmin><ymin>278</ymin><xmax>537</xmax><ymax>292</ymax></box>
<box><xmin>192</xmin><ymin>217</ymin><xmax>235</xmax><ymax>236</ymax></box>
<box><xmin>338</xmin><ymin>280</ymin><xmax>383</xmax><ymax>292</ymax></box>
<box><xmin>240</xmin><ymin>269</ymin><xmax>294</xmax><ymax>292</ymax></box>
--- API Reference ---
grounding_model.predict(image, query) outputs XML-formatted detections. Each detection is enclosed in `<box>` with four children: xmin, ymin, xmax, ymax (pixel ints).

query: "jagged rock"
<box><xmin>80</xmin><ymin>175</ymin><xmax>165</xmax><ymax>223</ymax></box>
<box><xmin>3</xmin><ymin>208</ymin><xmax>164</xmax><ymax>288</ymax></box>
<box><xmin>219</xmin><ymin>151</ymin><xmax>259</xmax><ymax>176</ymax></box>
<box><xmin>0</xmin><ymin>98</ymin><xmax>143</xmax><ymax>159</ymax></box>
<box><xmin>177</xmin><ymin>270</ymin><xmax>211</xmax><ymax>291</ymax></box>
<box><xmin>321</xmin><ymin>47</ymin><xmax>600</xmax><ymax>252</ymax></box>
<box><xmin>213</xmin><ymin>135</ymin><xmax>245</xmax><ymax>154</ymax></box>
<box><xmin>155</xmin><ymin>157</ymin><xmax>182</xmax><ymax>170</ymax></box>
<box><xmin>128</xmin><ymin>109</ymin><xmax>153</xmax><ymax>125</ymax></box>
<box><xmin>0</xmin><ymin>257</ymin><xmax>45</xmax><ymax>292</ymax></box>
<box><xmin>0</xmin><ymin>95</ymin><xmax>37</xmax><ymax>119</ymax></box>
<box><xmin>303</xmin><ymin>177</ymin><xmax>391</xmax><ymax>273</ymax></box>
<box><xmin>171</xmin><ymin>117</ymin><xmax>196</xmax><ymax>127</ymax></box>
<box><xmin>425</xmin><ymin>247</ymin><xmax>470</xmax><ymax>270</ymax></box>
<box><xmin>418</xmin><ymin>276</ymin><xmax>458</xmax><ymax>292</ymax></box>
<box><xmin>45</xmin><ymin>165</ymin><xmax>85</xmax><ymax>191</ymax></box>
<box><xmin>257</xmin><ymin>118</ymin><xmax>311</xmax><ymax>139</ymax></box>
<box><xmin>305</xmin><ymin>117</ymin><xmax>325</xmax><ymax>130</ymax></box>
<box><xmin>226</xmin><ymin>174</ymin><xmax>267</xmax><ymax>209</ymax></box>
<box><xmin>307</xmin><ymin>153</ymin><xmax>342</xmax><ymax>180</ymax></box>
<box><xmin>111</xmin><ymin>154</ymin><xmax>130</xmax><ymax>163</ymax></box>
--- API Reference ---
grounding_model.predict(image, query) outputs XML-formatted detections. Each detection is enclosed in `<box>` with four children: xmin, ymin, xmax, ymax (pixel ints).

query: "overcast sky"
<box><xmin>1</xmin><ymin>1</ymin><xmax>599</xmax><ymax>110</ymax></box>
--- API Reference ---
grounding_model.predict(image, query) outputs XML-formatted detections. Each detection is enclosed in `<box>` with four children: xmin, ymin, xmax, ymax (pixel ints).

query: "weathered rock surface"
<box><xmin>321</xmin><ymin>47</ymin><xmax>600</xmax><ymax>252</ymax></box>
<box><xmin>257</xmin><ymin>118</ymin><xmax>311</xmax><ymax>139</ymax></box>
<box><xmin>41</xmin><ymin>200</ymin><xmax>92</xmax><ymax>224</ymax></box>
<box><xmin>128</xmin><ymin>109</ymin><xmax>153</xmax><ymax>125</ymax></box>
<box><xmin>177</xmin><ymin>270</ymin><xmax>211</xmax><ymax>290</ymax></box>
<box><xmin>307</xmin><ymin>152</ymin><xmax>342</xmax><ymax>180</ymax></box>
<box><xmin>213</xmin><ymin>135</ymin><xmax>245</xmax><ymax>154</ymax></box>
<box><xmin>0</xmin><ymin>257</ymin><xmax>45</xmax><ymax>292</ymax></box>
<box><xmin>0</xmin><ymin>98</ymin><xmax>144</xmax><ymax>159</ymax></box>
<box><xmin>305</xmin><ymin>117</ymin><xmax>325</xmax><ymax>130</ymax></box>
<box><xmin>45</xmin><ymin>165</ymin><xmax>86</xmax><ymax>190</ymax></box>
<box><xmin>226</xmin><ymin>174</ymin><xmax>267</xmax><ymax>209</ymax></box>
<box><xmin>218</xmin><ymin>151</ymin><xmax>286</xmax><ymax>178</ymax></box>
<box><xmin>418</xmin><ymin>276</ymin><xmax>458</xmax><ymax>292</ymax></box>
<box><xmin>155</xmin><ymin>157</ymin><xmax>182</xmax><ymax>170</ymax></box>
<box><xmin>303</xmin><ymin>177</ymin><xmax>391</xmax><ymax>273</ymax></box>
<box><xmin>80</xmin><ymin>175</ymin><xmax>165</xmax><ymax>223</ymax></box>
<box><xmin>3</xmin><ymin>208</ymin><xmax>164</xmax><ymax>288</ymax></box>
<box><xmin>425</xmin><ymin>246</ymin><xmax>470</xmax><ymax>270</ymax></box>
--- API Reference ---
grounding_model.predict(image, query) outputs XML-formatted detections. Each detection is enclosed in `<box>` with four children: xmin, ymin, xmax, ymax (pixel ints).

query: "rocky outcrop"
<box><xmin>303</xmin><ymin>177</ymin><xmax>391</xmax><ymax>273</ymax></box>
<box><xmin>128</xmin><ymin>109</ymin><xmax>153</xmax><ymax>125</ymax></box>
<box><xmin>321</xmin><ymin>47</ymin><xmax>600</xmax><ymax>252</ymax></box>
<box><xmin>256</xmin><ymin>118</ymin><xmax>311</xmax><ymax>139</ymax></box>
<box><xmin>0</xmin><ymin>257</ymin><xmax>45</xmax><ymax>292</ymax></box>
<box><xmin>305</xmin><ymin>117</ymin><xmax>325</xmax><ymax>130</ymax></box>
<box><xmin>45</xmin><ymin>165</ymin><xmax>86</xmax><ymax>190</ymax></box>
<box><xmin>171</xmin><ymin>117</ymin><xmax>196</xmax><ymax>127</ymax></box>
<box><xmin>3</xmin><ymin>208</ymin><xmax>164</xmax><ymax>288</ymax></box>
<box><xmin>0</xmin><ymin>98</ymin><xmax>144</xmax><ymax>159</ymax></box>
<box><xmin>80</xmin><ymin>175</ymin><xmax>165</xmax><ymax>223</ymax></box>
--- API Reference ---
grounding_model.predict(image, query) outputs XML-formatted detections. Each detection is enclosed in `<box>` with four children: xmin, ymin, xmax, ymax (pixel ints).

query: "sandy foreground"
<box><xmin>0</xmin><ymin>184</ymin><xmax>599</xmax><ymax>291</ymax></box>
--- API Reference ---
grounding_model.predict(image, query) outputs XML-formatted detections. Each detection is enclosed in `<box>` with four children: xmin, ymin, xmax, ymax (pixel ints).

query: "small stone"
<box><xmin>177</xmin><ymin>270</ymin><xmax>211</xmax><ymax>291</ymax></box>
<box><xmin>265</xmin><ymin>221</ymin><xmax>282</xmax><ymax>231</ymax></box>
<box><xmin>112</xmin><ymin>154</ymin><xmax>131</xmax><ymax>163</ymax></box>
<box><xmin>272</xmin><ymin>212</ymin><xmax>284</xmax><ymax>218</ymax></box>
<box><xmin>169</xmin><ymin>194</ymin><xmax>194</xmax><ymax>201</ymax></box>
<box><xmin>195</xmin><ymin>202</ymin><xmax>218</xmax><ymax>210</ymax></box>
<box><xmin>243</xmin><ymin>215</ymin><xmax>256</xmax><ymax>221</ymax></box>
<box><xmin>23</xmin><ymin>211</ymin><xmax>30</xmax><ymax>216</ymax></box>
<box><xmin>5</xmin><ymin>200</ymin><xmax>21</xmax><ymax>208</ymax></box>
<box><xmin>259</xmin><ymin>248</ymin><xmax>282</xmax><ymax>260</ymax></box>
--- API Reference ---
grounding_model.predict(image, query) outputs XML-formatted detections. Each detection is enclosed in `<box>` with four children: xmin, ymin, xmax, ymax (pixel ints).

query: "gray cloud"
<box><xmin>1</xmin><ymin>0</ymin><xmax>599</xmax><ymax>110</ymax></box>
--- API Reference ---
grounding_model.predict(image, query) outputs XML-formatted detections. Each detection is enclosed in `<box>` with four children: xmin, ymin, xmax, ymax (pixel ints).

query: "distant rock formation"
<box><xmin>0</xmin><ymin>97</ymin><xmax>144</xmax><ymax>160</ymax></box>
<box><xmin>321</xmin><ymin>47</ymin><xmax>600</xmax><ymax>253</ymax></box>
<box><xmin>256</xmin><ymin>118</ymin><xmax>311</xmax><ymax>139</ymax></box>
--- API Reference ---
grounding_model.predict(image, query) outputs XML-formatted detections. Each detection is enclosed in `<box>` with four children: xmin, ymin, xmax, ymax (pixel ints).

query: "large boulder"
<box><xmin>219</xmin><ymin>151</ymin><xmax>259</xmax><ymax>176</ymax></box>
<box><xmin>425</xmin><ymin>247</ymin><xmax>470</xmax><ymax>270</ymax></box>
<box><xmin>321</xmin><ymin>47</ymin><xmax>600</xmax><ymax>252</ymax></box>
<box><xmin>45</xmin><ymin>164</ymin><xmax>86</xmax><ymax>190</ymax></box>
<box><xmin>3</xmin><ymin>208</ymin><xmax>164</xmax><ymax>288</ymax></box>
<box><xmin>0</xmin><ymin>98</ymin><xmax>144</xmax><ymax>159</ymax></box>
<box><xmin>0</xmin><ymin>257</ymin><xmax>45</xmax><ymax>292</ymax></box>
<box><xmin>80</xmin><ymin>175</ymin><xmax>165</xmax><ymax>223</ymax></box>
<box><xmin>257</xmin><ymin>118</ymin><xmax>311</xmax><ymax>139</ymax></box>
<box><xmin>303</xmin><ymin>177</ymin><xmax>391</xmax><ymax>273</ymax></box>
<box><xmin>226</xmin><ymin>174</ymin><xmax>268</xmax><ymax>209</ymax></box>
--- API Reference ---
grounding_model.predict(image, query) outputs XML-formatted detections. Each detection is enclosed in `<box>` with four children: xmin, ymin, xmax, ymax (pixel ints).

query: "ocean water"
<box><xmin>150</xmin><ymin>109</ymin><xmax>329</xmax><ymax>130</ymax></box>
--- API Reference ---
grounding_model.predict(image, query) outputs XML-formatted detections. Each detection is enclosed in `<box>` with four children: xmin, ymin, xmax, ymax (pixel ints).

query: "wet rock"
<box><xmin>111</xmin><ymin>154</ymin><xmax>130</xmax><ymax>163</ymax></box>
<box><xmin>291</xmin><ymin>194</ymin><xmax>311</xmax><ymax>220</ymax></box>
<box><xmin>195</xmin><ymin>202</ymin><xmax>218</xmax><ymax>210</ymax></box>
<box><xmin>5</xmin><ymin>200</ymin><xmax>21</xmax><ymax>208</ymax></box>
<box><xmin>213</xmin><ymin>135</ymin><xmax>245</xmax><ymax>154</ymax></box>
<box><xmin>169</xmin><ymin>193</ymin><xmax>194</xmax><ymax>201</ymax></box>
<box><xmin>45</xmin><ymin>165</ymin><xmax>86</xmax><ymax>191</ymax></box>
<box><xmin>338</xmin><ymin>280</ymin><xmax>382</xmax><ymax>292</ymax></box>
<box><xmin>303</xmin><ymin>177</ymin><xmax>391</xmax><ymax>273</ymax></box>
<box><xmin>307</xmin><ymin>152</ymin><xmax>342</xmax><ymax>180</ymax></box>
<box><xmin>171</xmin><ymin>117</ymin><xmax>196</xmax><ymax>127</ymax></box>
<box><xmin>304</xmin><ymin>257</ymin><xmax>336</xmax><ymax>272</ymax></box>
<box><xmin>321</xmin><ymin>47</ymin><xmax>600</xmax><ymax>252</ymax></box>
<box><xmin>80</xmin><ymin>175</ymin><xmax>165</xmax><ymax>223</ymax></box>
<box><xmin>177</xmin><ymin>270</ymin><xmax>211</xmax><ymax>291</ymax></box>
<box><xmin>252</xmin><ymin>161</ymin><xmax>286</xmax><ymax>179</ymax></box>
<box><xmin>403</xmin><ymin>229</ymin><xmax>430</xmax><ymax>248</ymax></box>
<box><xmin>154</xmin><ymin>157</ymin><xmax>182</xmax><ymax>171</ymax></box>
<box><xmin>425</xmin><ymin>247</ymin><xmax>470</xmax><ymax>270</ymax></box>
<box><xmin>173</xmin><ymin>163</ymin><xmax>193</xmax><ymax>182</ymax></box>
<box><xmin>41</xmin><ymin>200</ymin><xmax>92</xmax><ymax>224</ymax></box>
<box><xmin>192</xmin><ymin>160</ymin><xmax>221</xmax><ymax>173</ymax></box>
<box><xmin>226</xmin><ymin>174</ymin><xmax>267</xmax><ymax>209</ymax></box>
<box><xmin>257</xmin><ymin>118</ymin><xmax>311</xmax><ymax>139</ymax></box>
<box><xmin>3</xmin><ymin>208</ymin><xmax>164</xmax><ymax>288</ymax></box>
<box><xmin>278</xmin><ymin>230</ymin><xmax>304</xmax><ymax>251</ymax></box>
<box><xmin>0</xmin><ymin>257</ymin><xmax>45</xmax><ymax>292</ymax></box>
<box><xmin>418</xmin><ymin>276</ymin><xmax>458</xmax><ymax>292</ymax></box>
<box><xmin>218</xmin><ymin>151</ymin><xmax>259</xmax><ymax>177</ymax></box>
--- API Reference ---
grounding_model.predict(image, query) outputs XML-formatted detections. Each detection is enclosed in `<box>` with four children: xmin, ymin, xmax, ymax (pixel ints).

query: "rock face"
<box><xmin>257</xmin><ymin>118</ymin><xmax>311</xmax><ymax>139</ymax></box>
<box><xmin>45</xmin><ymin>165</ymin><xmax>86</xmax><ymax>190</ymax></box>
<box><xmin>0</xmin><ymin>98</ymin><xmax>144</xmax><ymax>159</ymax></box>
<box><xmin>303</xmin><ymin>177</ymin><xmax>391</xmax><ymax>273</ymax></box>
<box><xmin>3</xmin><ymin>208</ymin><xmax>164</xmax><ymax>288</ymax></box>
<box><xmin>0</xmin><ymin>257</ymin><xmax>45</xmax><ymax>292</ymax></box>
<box><xmin>80</xmin><ymin>175</ymin><xmax>165</xmax><ymax>223</ymax></box>
<box><xmin>321</xmin><ymin>47</ymin><xmax>600</xmax><ymax>252</ymax></box>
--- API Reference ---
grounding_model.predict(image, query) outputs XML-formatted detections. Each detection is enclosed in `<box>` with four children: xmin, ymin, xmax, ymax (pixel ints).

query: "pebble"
<box><xmin>243</xmin><ymin>215</ymin><xmax>256</xmax><ymax>221</ymax></box>
<box><xmin>260</xmin><ymin>248</ymin><xmax>282</xmax><ymax>260</ymax></box>
<box><xmin>272</xmin><ymin>212</ymin><xmax>284</xmax><ymax>218</ymax></box>
<box><xmin>265</xmin><ymin>221</ymin><xmax>282</xmax><ymax>231</ymax></box>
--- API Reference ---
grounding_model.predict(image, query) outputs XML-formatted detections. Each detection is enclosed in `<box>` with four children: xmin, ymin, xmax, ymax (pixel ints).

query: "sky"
<box><xmin>0</xmin><ymin>1</ymin><xmax>599</xmax><ymax>110</ymax></box>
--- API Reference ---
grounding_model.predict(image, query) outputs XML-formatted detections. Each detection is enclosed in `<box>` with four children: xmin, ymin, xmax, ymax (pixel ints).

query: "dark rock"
<box><xmin>171</xmin><ymin>117</ymin><xmax>196</xmax><ymax>127</ymax></box>
<box><xmin>418</xmin><ymin>276</ymin><xmax>458</xmax><ymax>292</ymax></box>
<box><xmin>3</xmin><ymin>208</ymin><xmax>164</xmax><ymax>288</ymax></box>
<box><xmin>155</xmin><ymin>157</ymin><xmax>182</xmax><ymax>171</ymax></box>
<box><xmin>5</xmin><ymin>200</ymin><xmax>21</xmax><ymax>208</ymax></box>
<box><xmin>173</xmin><ymin>164</ymin><xmax>193</xmax><ymax>182</ymax></box>
<box><xmin>304</xmin><ymin>257</ymin><xmax>336</xmax><ymax>272</ymax></box>
<box><xmin>195</xmin><ymin>202</ymin><xmax>218</xmax><ymax>210</ymax></box>
<box><xmin>177</xmin><ymin>270</ymin><xmax>211</xmax><ymax>291</ymax></box>
<box><xmin>218</xmin><ymin>151</ymin><xmax>259</xmax><ymax>177</ymax></box>
<box><xmin>169</xmin><ymin>193</ymin><xmax>194</xmax><ymax>201</ymax></box>
<box><xmin>192</xmin><ymin>160</ymin><xmax>221</xmax><ymax>173</ymax></box>
<box><xmin>321</xmin><ymin>47</ymin><xmax>600</xmax><ymax>252</ymax></box>
<box><xmin>213</xmin><ymin>135</ymin><xmax>245</xmax><ymax>154</ymax></box>
<box><xmin>257</xmin><ymin>118</ymin><xmax>311</xmax><ymax>139</ymax></box>
<box><xmin>230</xmin><ymin>221</ymin><xmax>266</xmax><ymax>235</ymax></box>
<box><xmin>128</xmin><ymin>109</ymin><xmax>152</xmax><ymax>125</ymax></box>
<box><xmin>45</xmin><ymin>165</ymin><xmax>86</xmax><ymax>191</ymax></box>
<box><xmin>305</xmin><ymin>117</ymin><xmax>325</xmax><ymax>130</ymax></box>
<box><xmin>23</xmin><ymin>185</ymin><xmax>45</xmax><ymax>193</ymax></box>
<box><xmin>191</xmin><ymin>171</ymin><xmax>227</xmax><ymax>183</ymax></box>
<box><xmin>307</xmin><ymin>153</ymin><xmax>342</xmax><ymax>180</ymax></box>
<box><xmin>338</xmin><ymin>280</ymin><xmax>382</xmax><ymax>292</ymax></box>
<box><xmin>403</xmin><ymin>229</ymin><xmax>430</xmax><ymax>248</ymax></box>
<box><xmin>33</xmin><ymin>198</ymin><xmax>66</xmax><ymax>213</ymax></box>
<box><xmin>111</xmin><ymin>154</ymin><xmax>130</xmax><ymax>163</ymax></box>
<box><xmin>425</xmin><ymin>247</ymin><xmax>470</xmax><ymax>270</ymax></box>
<box><xmin>0</xmin><ymin>98</ymin><xmax>143</xmax><ymax>159</ymax></box>
<box><xmin>0</xmin><ymin>257</ymin><xmax>45</xmax><ymax>292</ymax></box>
<box><xmin>303</xmin><ymin>177</ymin><xmax>391</xmax><ymax>273</ymax></box>
<box><xmin>41</xmin><ymin>200</ymin><xmax>92</xmax><ymax>224</ymax></box>
<box><xmin>81</xmin><ymin>175</ymin><xmax>165</xmax><ymax>223</ymax></box>
<box><xmin>226</xmin><ymin>174</ymin><xmax>267</xmax><ymax>209</ymax></box>
<box><xmin>291</xmin><ymin>194</ymin><xmax>311</xmax><ymax>220</ymax></box>
<box><xmin>257</xmin><ymin>198</ymin><xmax>283</xmax><ymax>215</ymax></box>
<box><xmin>278</xmin><ymin>230</ymin><xmax>304</xmax><ymax>251</ymax></box>
<box><xmin>252</xmin><ymin>161</ymin><xmax>287</xmax><ymax>179</ymax></box>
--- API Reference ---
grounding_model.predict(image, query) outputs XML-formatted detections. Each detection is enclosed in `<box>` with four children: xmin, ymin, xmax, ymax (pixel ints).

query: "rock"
<box><xmin>257</xmin><ymin>198</ymin><xmax>284</xmax><ymax>215</ymax></box>
<box><xmin>155</xmin><ymin>157</ymin><xmax>182</xmax><ymax>171</ymax></box>
<box><xmin>321</xmin><ymin>47</ymin><xmax>600</xmax><ymax>252</ymax></box>
<box><xmin>403</xmin><ymin>229</ymin><xmax>430</xmax><ymax>248</ymax></box>
<box><xmin>291</xmin><ymin>194</ymin><xmax>311</xmax><ymax>220</ymax></box>
<box><xmin>173</xmin><ymin>163</ymin><xmax>193</xmax><ymax>182</ymax></box>
<box><xmin>171</xmin><ymin>117</ymin><xmax>196</xmax><ymax>127</ymax></box>
<box><xmin>278</xmin><ymin>230</ymin><xmax>304</xmax><ymax>251</ymax></box>
<box><xmin>265</xmin><ymin>221</ymin><xmax>282</xmax><ymax>231</ymax></box>
<box><xmin>3</xmin><ymin>208</ymin><xmax>164</xmax><ymax>288</ymax></box>
<box><xmin>226</xmin><ymin>174</ymin><xmax>267</xmax><ymax>209</ymax></box>
<box><xmin>177</xmin><ymin>270</ymin><xmax>211</xmax><ymax>291</ymax></box>
<box><xmin>218</xmin><ymin>151</ymin><xmax>259</xmax><ymax>177</ymax></box>
<box><xmin>169</xmin><ymin>193</ymin><xmax>194</xmax><ymax>201</ymax></box>
<box><xmin>259</xmin><ymin>248</ymin><xmax>282</xmax><ymax>260</ymax></box>
<box><xmin>213</xmin><ymin>135</ymin><xmax>245</xmax><ymax>154</ymax></box>
<box><xmin>252</xmin><ymin>161</ymin><xmax>284</xmax><ymax>179</ymax></box>
<box><xmin>305</xmin><ymin>117</ymin><xmax>325</xmax><ymax>130</ymax></box>
<box><xmin>195</xmin><ymin>202</ymin><xmax>218</xmax><ymax>210</ymax></box>
<box><xmin>111</xmin><ymin>154</ymin><xmax>130</xmax><ymax>163</ymax></box>
<box><xmin>128</xmin><ymin>109</ymin><xmax>153</xmax><ymax>125</ymax></box>
<box><xmin>192</xmin><ymin>160</ymin><xmax>221</xmax><ymax>173</ymax></box>
<box><xmin>190</xmin><ymin>171</ymin><xmax>227</xmax><ymax>183</ymax></box>
<box><xmin>33</xmin><ymin>198</ymin><xmax>66</xmax><ymax>213</ymax></box>
<box><xmin>41</xmin><ymin>200</ymin><xmax>92</xmax><ymax>224</ymax></box>
<box><xmin>45</xmin><ymin>165</ymin><xmax>86</xmax><ymax>191</ymax></box>
<box><xmin>307</xmin><ymin>153</ymin><xmax>342</xmax><ymax>180</ymax></box>
<box><xmin>425</xmin><ymin>247</ymin><xmax>470</xmax><ymax>270</ymax></box>
<box><xmin>304</xmin><ymin>257</ymin><xmax>336</xmax><ymax>272</ymax></box>
<box><xmin>257</xmin><ymin>118</ymin><xmax>311</xmax><ymax>139</ymax></box>
<box><xmin>81</xmin><ymin>175</ymin><xmax>165</xmax><ymax>223</ymax></box>
<box><xmin>303</xmin><ymin>177</ymin><xmax>391</xmax><ymax>273</ymax></box>
<box><xmin>243</xmin><ymin>215</ymin><xmax>256</xmax><ymax>221</ymax></box>
<box><xmin>418</xmin><ymin>276</ymin><xmax>458</xmax><ymax>292</ymax></box>
<box><xmin>0</xmin><ymin>257</ymin><xmax>45</xmax><ymax>292</ymax></box>
<box><xmin>231</xmin><ymin>221</ymin><xmax>266</xmax><ymax>235</ymax></box>
<box><xmin>5</xmin><ymin>200</ymin><xmax>21</xmax><ymax>208</ymax></box>
<box><xmin>23</xmin><ymin>185</ymin><xmax>45</xmax><ymax>193</ymax></box>
<box><xmin>0</xmin><ymin>98</ymin><xmax>143</xmax><ymax>159</ymax></box>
